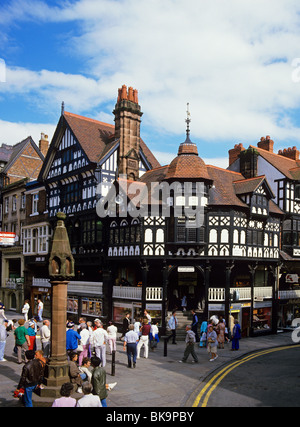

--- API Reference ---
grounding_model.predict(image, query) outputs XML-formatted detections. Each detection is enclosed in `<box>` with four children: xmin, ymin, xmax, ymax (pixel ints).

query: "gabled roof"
<box><xmin>64</xmin><ymin>112</ymin><xmax>160</xmax><ymax>169</ymax></box>
<box><xmin>233</xmin><ymin>175</ymin><xmax>275</xmax><ymax>199</ymax></box>
<box><xmin>251</xmin><ymin>145</ymin><xmax>300</xmax><ymax>180</ymax></box>
<box><xmin>2</xmin><ymin>136</ymin><xmax>44</xmax><ymax>175</ymax></box>
<box><xmin>64</xmin><ymin>112</ymin><xmax>115</xmax><ymax>164</ymax></box>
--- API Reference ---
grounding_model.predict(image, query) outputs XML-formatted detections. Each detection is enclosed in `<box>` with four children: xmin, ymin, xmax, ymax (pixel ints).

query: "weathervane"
<box><xmin>185</xmin><ymin>102</ymin><xmax>191</xmax><ymax>140</ymax></box>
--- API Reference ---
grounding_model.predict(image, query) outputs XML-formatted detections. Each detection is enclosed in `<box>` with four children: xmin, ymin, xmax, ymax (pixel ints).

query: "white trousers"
<box><xmin>95</xmin><ymin>344</ymin><xmax>106</xmax><ymax>367</ymax></box>
<box><xmin>137</xmin><ymin>335</ymin><xmax>149</xmax><ymax>359</ymax></box>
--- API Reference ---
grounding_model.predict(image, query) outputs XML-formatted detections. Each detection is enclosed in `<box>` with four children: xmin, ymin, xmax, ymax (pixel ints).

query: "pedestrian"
<box><xmin>91</xmin><ymin>319</ymin><xmax>108</xmax><ymax>367</ymax></box>
<box><xmin>199</xmin><ymin>319</ymin><xmax>208</xmax><ymax>348</ymax></box>
<box><xmin>16</xmin><ymin>349</ymin><xmax>43</xmax><ymax>407</ymax></box>
<box><xmin>200</xmin><ymin>331</ymin><xmax>207</xmax><ymax>348</ymax></box>
<box><xmin>40</xmin><ymin>320</ymin><xmax>51</xmax><ymax>358</ymax></box>
<box><xmin>166</xmin><ymin>310</ymin><xmax>178</xmax><ymax>344</ymax></box>
<box><xmin>137</xmin><ymin>318</ymin><xmax>151</xmax><ymax>359</ymax></box>
<box><xmin>5</xmin><ymin>318</ymin><xmax>17</xmax><ymax>332</ymax></box>
<box><xmin>27</xmin><ymin>321</ymin><xmax>37</xmax><ymax>351</ymax></box>
<box><xmin>78</xmin><ymin>324</ymin><xmax>90</xmax><ymax>366</ymax></box>
<box><xmin>52</xmin><ymin>382</ymin><xmax>77</xmax><ymax>407</ymax></box>
<box><xmin>150</xmin><ymin>321</ymin><xmax>159</xmax><ymax>351</ymax></box>
<box><xmin>87</xmin><ymin>321</ymin><xmax>93</xmax><ymax>357</ymax></box>
<box><xmin>35</xmin><ymin>350</ymin><xmax>46</xmax><ymax>376</ymax></box>
<box><xmin>144</xmin><ymin>309</ymin><xmax>151</xmax><ymax>324</ymax></box>
<box><xmin>207</xmin><ymin>325</ymin><xmax>218</xmax><ymax>362</ymax></box>
<box><xmin>181</xmin><ymin>295</ymin><xmax>187</xmax><ymax>312</ymax></box>
<box><xmin>191</xmin><ymin>309</ymin><xmax>200</xmax><ymax>342</ymax></box>
<box><xmin>91</xmin><ymin>356</ymin><xmax>108</xmax><ymax>407</ymax></box>
<box><xmin>77</xmin><ymin>317</ymin><xmax>87</xmax><ymax>333</ymax></box>
<box><xmin>107</xmin><ymin>320</ymin><xmax>117</xmax><ymax>354</ymax></box>
<box><xmin>232</xmin><ymin>319</ymin><xmax>241</xmax><ymax>351</ymax></box>
<box><xmin>22</xmin><ymin>300</ymin><xmax>30</xmax><ymax>322</ymax></box>
<box><xmin>123</xmin><ymin>324</ymin><xmax>139</xmax><ymax>368</ymax></box>
<box><xmin>134</xmin><ymin>317</ymin><xmax>142</xmax><ymax>337</ymax></box>
<box><xmin>76</xmin><ymin>382</ymin><xmax>102</xmax><ymax>407</ymax></box>
<box><xmin>120</xmin><ymin>312</ymin><xmax>131</xmax><ymax>339</ymax></box>
<box><xmin>216</xmin><ymin>319</ymin><xmax>226</xmax><ymax>349</ymax></box>
<box><xmin>37</xmin><ymin>299</ymin><xmax>44</xmax><ymax>322</ymax></box>
<box><xmin>0</xmin><ymin>301</ymin><xmax>6</xmax><ymax>324</ymax></box>
<box><xmin>14</xmin><ymin>319</ymin><xmax>30</xmax><ymax>364</ymax></box>
<box><xmin>179</xmin><ymin>325</ymin><xmax>199</xmax><ymax>364</ymax></box>
<box><xmin>79</xmin><ymin>357</ymin><xmax>92</xmax><ymax>383</ymax></box>
<box><xmin>68</xmin><ymin>352</ymin><xmax>83</xmax><ymax>393</ymax></box>
<box><xmin>66</xmin><ymin>321</ymin><xmax>81</xmax><ymax>356</ymax></box>
<box><xmin>0</xmin><ymin>320</ymin><xmax>8</xmax><ymax>361</ymax></box>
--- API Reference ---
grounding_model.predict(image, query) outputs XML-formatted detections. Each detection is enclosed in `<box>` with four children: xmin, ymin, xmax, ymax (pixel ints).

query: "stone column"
<box><xmin>39</xmin><ymin>212</ymin><xmax>75</xmax><ymax>398</ymax></box>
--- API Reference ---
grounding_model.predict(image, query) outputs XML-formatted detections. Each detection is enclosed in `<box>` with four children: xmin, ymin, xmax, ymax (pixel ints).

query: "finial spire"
<box><xmin>61</xmin><ymin>101</ymin><xmax>65</xmax><ymax>115</ymax></box>
<box><xmin>184</xmin><ymin>102</ymin><xmax>193</xmax><ymax>144</ymax></box>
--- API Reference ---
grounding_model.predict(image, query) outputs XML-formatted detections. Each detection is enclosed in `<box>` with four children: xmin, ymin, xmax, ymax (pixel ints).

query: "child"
<box><xmin>199</xmin><ymin>331</ymin><xmax>207</xmax><ymax>348</ymax></box>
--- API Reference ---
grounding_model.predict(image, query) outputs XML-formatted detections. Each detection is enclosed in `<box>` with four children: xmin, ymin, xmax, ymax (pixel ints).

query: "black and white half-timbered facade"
<box><xmin>103</xmin><ymin>121</ymin><xmax>283</xmax><ymax>336</ymax></box>
<box><xmin>229</xmin><ymin>137</ymin><xmax>300</xmax><ymax>328</ymax></box>
<box><xmin>37</xmin><ymin>85</ymin><xmax>160</xmax><ymax>322</ymax></box>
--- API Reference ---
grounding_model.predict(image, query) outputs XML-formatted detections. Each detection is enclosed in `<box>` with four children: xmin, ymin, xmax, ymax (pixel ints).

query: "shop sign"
<box><xmin>293</xmin><ymin>249</ymin><xmax>300</xmax><ymax>257</ymax></box>
<box><xmin>178</xmin><ymin>266</ymin><xmax>195</xmax><ymax>273</ymax></box>
<box><xmin>0</xmin><ymin>232</ymin><xmax>16</xmax><ymax>246</ymax></box>
<box><xmin>146</xmin><ymin>303</ymin><xmax>162</xmax><ymax>310</ymax></box>
<box><xmin>254</xmin><ymin>301</ymin><xmax>272</xmax><ymax>308</ymax></box>
<box><xmin>208</xmin><ymin>304</ymin><xmax>225</xmax><ymax>311</ymax></box>
<box><xmin>286</xmin><ymin>274</ymin><xmax>299</xmax><ymax>283</ymax></box>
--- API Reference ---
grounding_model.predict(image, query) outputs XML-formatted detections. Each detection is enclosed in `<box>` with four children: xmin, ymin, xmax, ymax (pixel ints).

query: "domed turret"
<box><xmin>165</xmin><ymin>104</ymin><xmax>210</xmax><ymax>181</ymax></box>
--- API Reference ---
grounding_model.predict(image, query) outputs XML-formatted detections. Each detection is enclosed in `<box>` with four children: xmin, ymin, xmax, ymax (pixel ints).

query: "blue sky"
<box><xmin>1</xmin><ymin>0</ymin><xmax>300</xmax><ymax>168</ymax></box>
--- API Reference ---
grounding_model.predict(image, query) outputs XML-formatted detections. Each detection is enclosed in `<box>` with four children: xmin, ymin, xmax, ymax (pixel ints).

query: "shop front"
<box><xmin>113</xmin><ymin>301</ymin><xmax>142</xmax><ymax>325</ymax></box>
<box><xmin>66</xmin><ymin>281</ymin><xmax>104</xmax><ymax>323</ymax></box>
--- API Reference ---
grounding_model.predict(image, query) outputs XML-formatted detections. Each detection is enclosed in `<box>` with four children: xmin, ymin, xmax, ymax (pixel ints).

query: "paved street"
<box><xmin>0</xmin><ymin>311</ymin><xmax>296</xmax><ymax>408</ymax></box>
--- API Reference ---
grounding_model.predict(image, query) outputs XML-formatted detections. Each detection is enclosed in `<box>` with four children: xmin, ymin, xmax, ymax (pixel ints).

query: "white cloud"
<box><xmin>1</xmin><ymin>0</ymin><xmax>300</xmax><ymax>153</ymax></box>
<box><xmin>0</xmin><ymin>119</ymin><xmax>56</xmax><ymax>147</ymax></box>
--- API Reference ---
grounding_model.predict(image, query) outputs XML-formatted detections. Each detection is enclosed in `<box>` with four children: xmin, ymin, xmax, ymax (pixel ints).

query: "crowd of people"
<box><xmin>0</xmin><ymin>297</ymin><xmax>243</xmax><ymax>407</ymax></box>
<box><xmin>167</xmin><ymin>309</ymin><xmax>242</xmax><ymax>363</ymax></box>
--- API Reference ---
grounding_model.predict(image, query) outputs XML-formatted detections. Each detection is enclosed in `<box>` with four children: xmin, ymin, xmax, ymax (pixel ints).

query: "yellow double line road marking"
<box><xmin>193</xmin><ymin>345</ymin><xmax>300</xmax><ymax>407</ymax></box>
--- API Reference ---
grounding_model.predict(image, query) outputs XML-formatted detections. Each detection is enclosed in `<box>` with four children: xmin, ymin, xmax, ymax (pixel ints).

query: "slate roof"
<box><xmin>250</xmin><ymin>145</ymin><xmax>300</xmax><ymax>180</ymax></box>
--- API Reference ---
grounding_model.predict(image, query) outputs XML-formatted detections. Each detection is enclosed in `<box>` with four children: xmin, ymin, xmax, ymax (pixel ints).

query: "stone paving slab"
<box><xmin>0</xmin><ymin>311</ymin><xmax>295</xmax><ymax>408</ymax></box>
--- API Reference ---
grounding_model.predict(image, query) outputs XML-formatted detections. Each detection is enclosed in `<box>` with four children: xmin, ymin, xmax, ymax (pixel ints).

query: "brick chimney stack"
<box><xmin>39</xmin><ymin>133</ymin><xmax>49</xmax><ymax>158</ymax></box>
<box><xmin>278</xmin><ymin>146</ymin><xmax>300</xmax><ymax>161</ymax></box>
<box><xmin>228</xmin><ymin>143</ymin><xmax>245</xmax><ymax>166</ymax></box>
<box><xmin>114</xmin><ymin>84</ymin><xmax>143</xmax><ymax>181</ymax></box>
<box><xmin>257</xmin><ymin>135</ymin><xmax>274</xmax><ymax>152</ymax></box>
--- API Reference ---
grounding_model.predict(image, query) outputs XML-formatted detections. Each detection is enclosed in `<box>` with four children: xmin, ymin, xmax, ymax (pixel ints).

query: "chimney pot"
<box><xmin>121</xmin><ymin>85</ymin><xmax>128</xmax><ymax>100</ymax></box>
<box><xmin>229</xmin><ymin>143</ymin><xmax>245</xmax><ymax>166</ymax></box>
<box><xmin>128</xmin><ymin>87</ymin><xmax>134</xmax><ymax>102</ymax></box>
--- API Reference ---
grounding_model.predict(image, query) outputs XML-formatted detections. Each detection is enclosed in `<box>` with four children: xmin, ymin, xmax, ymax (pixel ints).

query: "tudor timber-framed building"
<box><xmin>13</xmin><ymin>84</ymin><xmax>299</xmax><ymax>337</ymax></box>
<box><xmin>104</xmin><ymin>117</ymin><xmax>284</xmax><ymax>337</ymax></box>
<box><xmin>228</xmin><ymin>137</ymin><xmax>300</xmax><ymax>328</ymax></box>
<box><xmin>37</xmin><ymin>85</ymin><xmax>160</xmax><ymax>323</ymax></box>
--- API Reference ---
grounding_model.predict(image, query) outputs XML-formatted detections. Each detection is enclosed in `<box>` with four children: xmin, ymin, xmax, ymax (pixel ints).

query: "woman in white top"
<box><xmin>107</xmin><ymin>321</ymin><xmax>118</xmax><ymax>354</ymax></box>
<box><xmin>22</xmin><ymin>300</ymin><xmax>30</xmax><ymax>322</ymax></box>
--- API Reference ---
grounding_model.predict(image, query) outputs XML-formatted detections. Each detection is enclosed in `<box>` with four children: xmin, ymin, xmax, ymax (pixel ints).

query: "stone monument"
<box><xmin>39</xmin><ymin>212</ymin><xmax>75</xmax><ymax>398</ymax></box>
